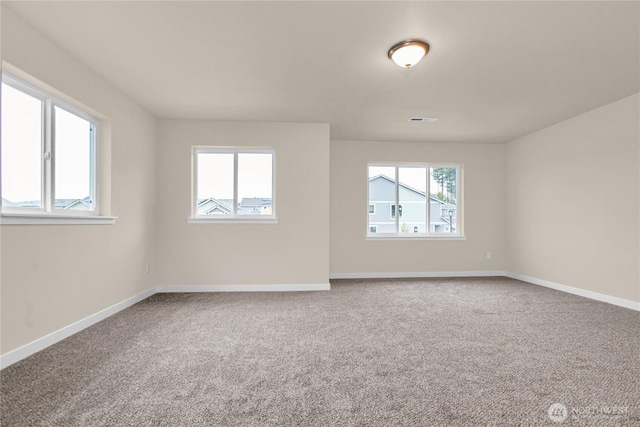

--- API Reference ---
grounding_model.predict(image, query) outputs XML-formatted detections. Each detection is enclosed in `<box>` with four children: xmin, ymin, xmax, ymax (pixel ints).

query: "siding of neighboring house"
<box><xmin>368</xmin><ymin>176</ymin><xmax>397</xmax><ymax>233</ymax></box>
<box><xmin>368</xmin><ymin>175</ymin><xmax>455</xmax><ymax>233</ymax></box>
<box><xmin>430</xmin><ymin>201</ymin><xmax>449</xmax><ymax>233</ymax></box>
<box><xmin>238</xmin><ymin>198</ymin><xmax>272</xmax><ymax>215</ymax></box>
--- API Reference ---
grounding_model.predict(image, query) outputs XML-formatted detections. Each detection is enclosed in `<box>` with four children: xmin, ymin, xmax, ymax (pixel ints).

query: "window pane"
<box><xmin>430</xmin><ymin>167</ymin><xmax>457</xmax><ymax>233</ymax></box>
<box><xmin>399</xmin><ymin>167</ymin><xmax>426</xmax><ymax>233</ymax></box>
<box><xmin>197</xmin><ymin>153</ymin><xmax>234</xmax><ymax>215</ymax></box>
<box><xmin>368</xmin><ymin>166</ymin><xmax>395</xmax><ymax>233</ymax></box>
<box><xmin>1</xmin><ymin>83</ymin><xmax>43</xmax><ymax>208</ymax></box>
<box><xmin>237</xmin><ymin>153</ymin><xmax>272</xmax><ymax>215</ymax></box>
<box><xmin>54</xmin><ymin>106</ymin><xmax>94</xmax><ymax>211</ymax></box>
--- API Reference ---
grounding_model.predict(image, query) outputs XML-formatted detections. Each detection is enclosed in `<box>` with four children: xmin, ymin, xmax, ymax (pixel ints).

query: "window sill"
<box><xmin>366</xmin><ymin>234</ymin><xmax>466</xmax><ymax>241</ymax></box>
<box><xmin>1</xmin><ymin>214</ymin><xmax>117</xmax><ymax>225</ymax></box>
<box><xmin>188</xmin><ymin>217</ymin><xmax>278</xmax><ymax>224</ymax></box>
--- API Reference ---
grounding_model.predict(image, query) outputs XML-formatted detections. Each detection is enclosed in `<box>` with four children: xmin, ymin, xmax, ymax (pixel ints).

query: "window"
<box><xmin>1</xmin><ymin>73</ymin><xmax>102</xmax><ymax>221</ymax></box>
<box><xmin>391</xmin><ymin>204</ymin><xmax>403</xmax><ymax>219</ymax></box>
<box><xmin>367</xmin><ymin>163</ymin><xmax>462</xmax><ymax>237</ymax></box>
<box><xmin>191</xmin><ymin>147</ymin><xmax>275</xmax><ymax>222</ymax></box>
<box><xmin>368</xmin><ymin>204</ymin><xmax>375</xmax><ymax>214</ymax></box>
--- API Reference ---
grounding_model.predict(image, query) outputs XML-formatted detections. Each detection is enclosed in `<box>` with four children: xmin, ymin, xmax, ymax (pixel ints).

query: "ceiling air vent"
<box><xmin>409</xmin><ymin>117</ymin><xmax>438</xmax><ymax>123</ymax></box>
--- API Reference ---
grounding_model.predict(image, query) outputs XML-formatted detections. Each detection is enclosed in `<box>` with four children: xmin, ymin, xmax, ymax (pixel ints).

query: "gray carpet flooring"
<box><xmin>1</xmin><ymin>277</ymin><xmax>638</xmax><ymax>426</ymax></box>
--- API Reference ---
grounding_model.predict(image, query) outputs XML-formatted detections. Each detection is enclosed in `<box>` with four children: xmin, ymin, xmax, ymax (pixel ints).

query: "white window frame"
<box><xmin>189</xmin><ymin>147</ymin><xmax>277</xmax><ymax>224</ymax></box>
<box><xmin>367</xmin><ymin>162</ymin><xmax>464</xmax><ymax>240</ymax></box>
<box><xmin>1</xmin><ymin>72</ymin><xmax>114</xmax><ymax>225</ymax></box>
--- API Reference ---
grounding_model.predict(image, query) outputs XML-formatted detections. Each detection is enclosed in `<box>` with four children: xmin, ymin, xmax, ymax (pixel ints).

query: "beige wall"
<box><xmin>505</xmin><ymin>93</ymin><xmax>640</xmax><ymax>303</ymax></box>
<box><xmin>155</xmin><ymin>121</ymin><xmax>330</xmax><ymax>286</ymax></box>
<box><xmin>1</xmin><ymin>7</ymin><xmax>158</xmax><ymax>353</ymax></box>
<box><xmin>330</xmin><ymin>140</ymin><xmax>505</xmax><ymax>275</ymax></box>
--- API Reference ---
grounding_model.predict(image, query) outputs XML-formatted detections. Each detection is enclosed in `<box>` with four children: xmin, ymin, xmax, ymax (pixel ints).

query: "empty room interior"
<box><xmin>1</xmin><ymin>1</ymin><xmax>639</xmax><ymax>426</ymax></box>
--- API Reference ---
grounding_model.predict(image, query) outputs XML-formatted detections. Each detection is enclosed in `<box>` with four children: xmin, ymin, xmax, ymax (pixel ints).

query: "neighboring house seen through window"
<box><xmin>1</xmin><ymin>73</ymin><xmax>98</xmax><ymax>217</ymax></box>
<box><xmin>368</xmin><ymin>163</ymin><xmax>461</xmax><ymax>237</ymax></box>
<box><xmin>192</xmin><ymin>147</ymin><xmax>275</xmax><ymax>222</ymax></box>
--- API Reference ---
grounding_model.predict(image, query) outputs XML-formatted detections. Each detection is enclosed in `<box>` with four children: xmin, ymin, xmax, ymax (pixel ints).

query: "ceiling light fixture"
<box><xmin>388</xmin><ymin>39</ymin><xmax>430</xmax><ymax>68</ymax></box>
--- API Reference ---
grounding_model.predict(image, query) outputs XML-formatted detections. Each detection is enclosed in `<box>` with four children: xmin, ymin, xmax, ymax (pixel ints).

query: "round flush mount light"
<box><xmin>388</xmin><ymin>39</ymin><xmax>430</xmax><ymax>68</ymax></box>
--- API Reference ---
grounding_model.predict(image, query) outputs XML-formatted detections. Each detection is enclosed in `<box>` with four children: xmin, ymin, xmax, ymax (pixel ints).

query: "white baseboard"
<box><xmin>0</xmin><ymin>287</ymin><xmax>156</xmax><ymax>370</ymax></box>
<box><xmin>331</xmin><ymin>271</ymin><xmax>639</xmax><ymax>312</ymax></box>
<box><xmin>505</xmin><ymin>272</ymin><xmax>640</xmax><ymax>311</ymax></box>
<box><xmin>3</xmin><ymin>273</ymin><xmax>636</xmax><ymax>370</ymax></box>
<box><xmin>1</xmin><ymin>282</ymin><xmax>330</xmax><ymax>369</ymax></box>
<box><xmin>329</xmin><ymin>271</ymin><xmax>505</xmax><ymax>280</ymax></box>
<box><xmin>156</xmin><ymin>283</ymin><xmax>331</xmax><ymax>292</ymax></box>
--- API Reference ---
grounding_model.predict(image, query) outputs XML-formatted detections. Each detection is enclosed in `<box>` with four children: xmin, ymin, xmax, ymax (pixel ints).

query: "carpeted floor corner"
<box><xmin>1</xmin><ymin>277</ymin><xmax>639</xmax><ymax>426</ymax></box>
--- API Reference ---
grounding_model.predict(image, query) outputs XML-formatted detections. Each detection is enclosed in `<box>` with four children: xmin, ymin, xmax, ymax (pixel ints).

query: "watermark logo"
<box><xmin>547</xmin><ymin>403</ymin><xmax>629</xmax><ymax>423</ymax></box>
<box><xmin>548</xmin><ymin>403</ymin><xmax>568</xmax><ymax>423</ymax></box>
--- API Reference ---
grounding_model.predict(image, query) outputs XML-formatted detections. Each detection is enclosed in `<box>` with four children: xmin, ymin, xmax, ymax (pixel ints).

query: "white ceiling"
<box><xmin>4</xmin><ymin>1</ymin><xmax>639</xmax><ymax>143</ymax></box>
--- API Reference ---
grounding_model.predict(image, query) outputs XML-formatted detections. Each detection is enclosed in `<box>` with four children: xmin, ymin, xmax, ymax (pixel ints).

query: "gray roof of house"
<box><xmin>196</xmin><ymin>199</ymin><xmax>233</xmax><ymax>215</ymax></box>
<box><xmin>369</xmin><ymin>174</ymin><xmax>449</xmax><ymax>204</ymax></box>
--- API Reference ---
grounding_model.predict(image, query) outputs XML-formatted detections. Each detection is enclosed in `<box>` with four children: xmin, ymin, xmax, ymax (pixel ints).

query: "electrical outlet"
<box><xmin>486</xmin><ymin>251</ymin><xmax>492</xmax><ymax>259</ymax></box>
<box><xmin>145</xmin><ymin>263</ymin><xmax>151</xmax><ymax>274</ymax></box>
